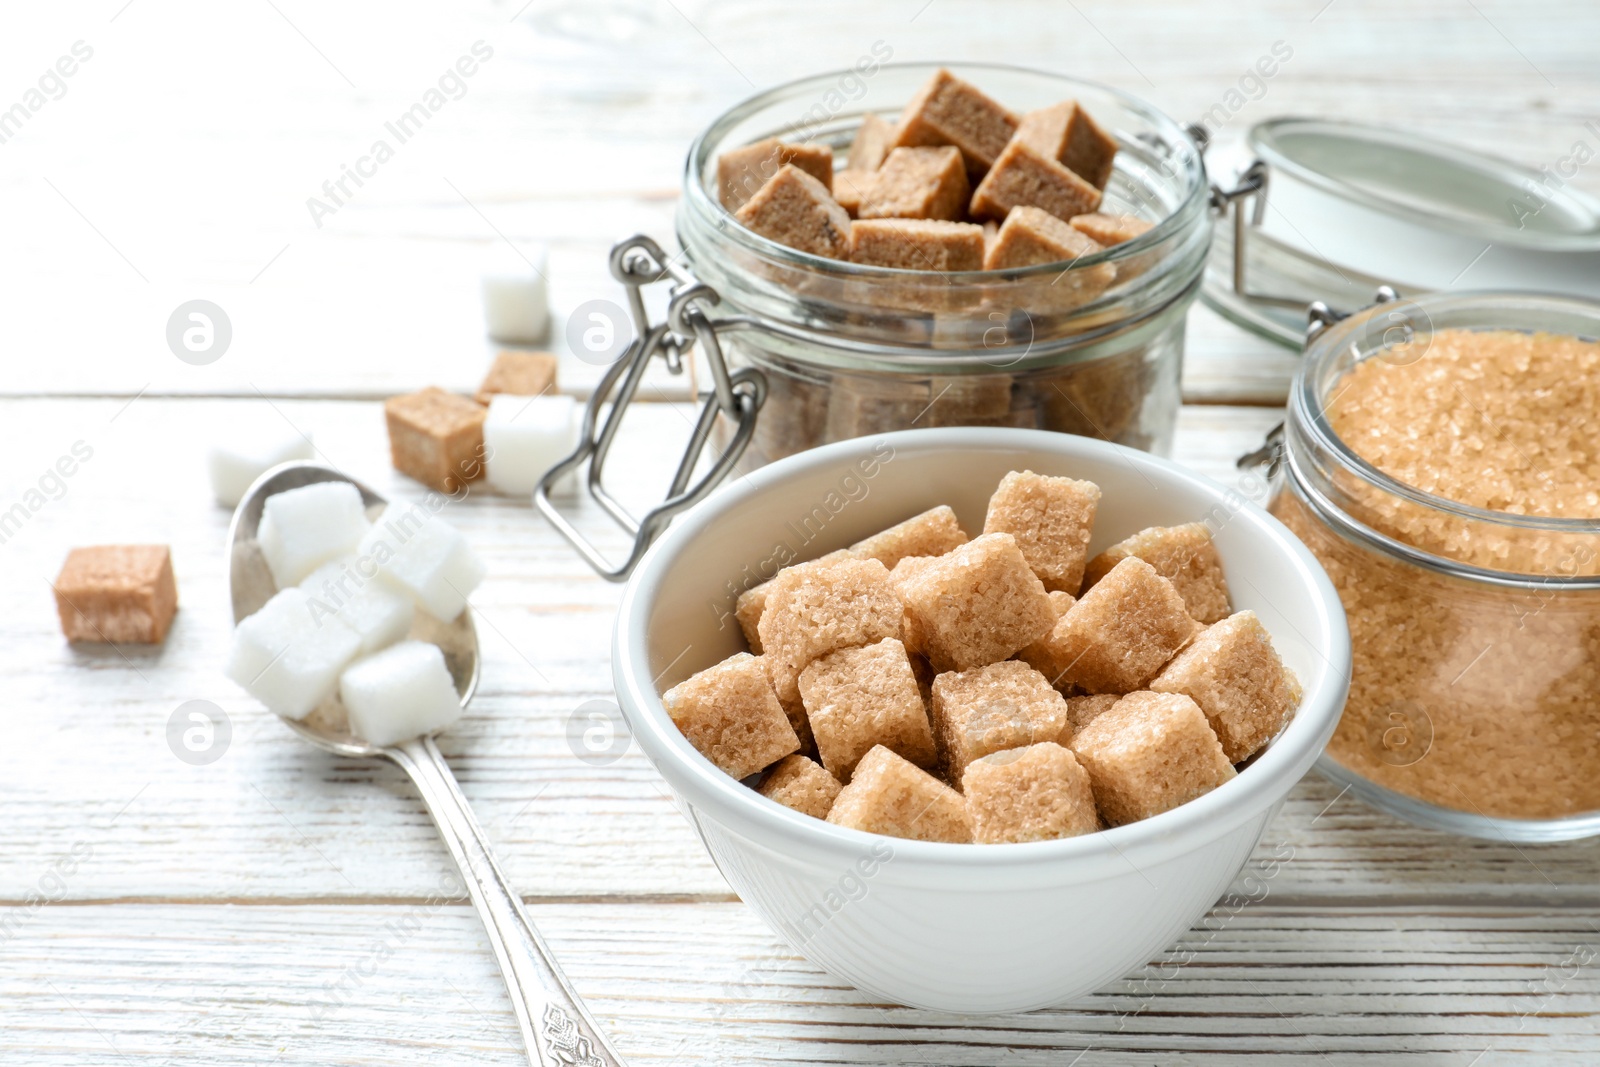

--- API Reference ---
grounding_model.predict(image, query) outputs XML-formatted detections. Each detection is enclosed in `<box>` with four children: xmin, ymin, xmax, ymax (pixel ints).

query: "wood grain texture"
<box><xmin>3</xmin><ymin>903</ymin><xmax>1598</xmax><ymax>1065</ymax></box>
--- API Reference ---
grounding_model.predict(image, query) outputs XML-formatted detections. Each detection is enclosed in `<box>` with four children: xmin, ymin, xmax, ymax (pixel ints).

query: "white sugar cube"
<box><xmin>257</xmin><ymin>482</ymin><xmax>371</xmax><ymax>588</ymax></box>
<box><xmin>298</xmin><ymin>555</ymin><xmax>415</xmax><ymax>654</ymax></box>
<box><xmin>209</xmin><ymin>428</ymin><xmax>315</xmax><ymax>507</ymax></box>
<box><xmin>225</xmin><ymin>587</ymin><xmax>362</xmax><ymax>720</ymax></box>
<box><xmin>484</xmin><ymin>394</ymin><xmax>579</xmax><ymax>497</ymax></box>
<box><xmin>340</xmin><ymin>640</ymin><xmax>462</xmax><ymax>747</ymax></box>
<box><xmin>359</xmin><ymin>504</ymin><xmax>486</xmax><ymax>621</ymax></box>
<box><xmin>482</xmin><ymin>245</ymin><xmax>550</xmax><ymax>343</ymax></box>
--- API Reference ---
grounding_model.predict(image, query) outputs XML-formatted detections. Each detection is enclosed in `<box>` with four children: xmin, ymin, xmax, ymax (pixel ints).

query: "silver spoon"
<box><xmin>228</xmin><ymin>461</ymin><xmax>624</xmax><ymax>1067</ymax></box>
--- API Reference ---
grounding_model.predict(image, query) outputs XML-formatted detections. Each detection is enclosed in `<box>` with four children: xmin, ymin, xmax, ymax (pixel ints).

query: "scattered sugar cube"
<box><xmin>718</xmin><ymin>138</ymin><xmax>835</xmax><ymax>211</ymax></box>
<box><xmin>756</xmin><ymin>754</ymin><xmax>842</xmax><ymax>820</ymax></box>
<box><xmin>484</xmin><ymin>394</ymin><xmax>579</xmax><ymax>497</ymax></box>
<box><xmin>850</xmin><ymin>505</ymin><xmax>968</xmax><ymax>568</ymax></box>
<box><xmin>53</xmin><ymin>545</ymin><xmax>178</xmax><ymax>644</ymax></box>
<box><xmin>1053</xmin><ymin>557</ymin><xmax>1199</xmax><ymax>694</ymax></box>
<box><xmin>1065</xmin><ymin>693</ymin><xmax>1120</xmax><ymax>737</ymax></box>
<box><xmin>208</xmin><ymin>428</ymin><xmax>315</xmax><ymax>507</ymax></box>
<box><xmin>1083</xmin><ymin>522</ymin><xmax>1231</xmax><ymax>624</ymax></box>
<box><xmin>1015</xmin><ymin>101</ymin><xmax>1119</xmax><ymax>190</ymax></box>
<box><xmin>756</xmin><ymin>556</ymin><xmax>903</xmax><ymax>707</ymax></box>
<box><xmin>1070</xmin><ymin>691</ymin><xmax>1236</xmax><ymax>825</ymax></box>
<box><xmin>257</xmin><ymin>481</ymin><xmax>371</xmax><ymax>589</ymax></box>
<box><xmin>340</xmin><ymin>639</ymin><xmax>462</xmax><ymax>747</ymax></box>
<box><xmin>983</xmin><ymin>470</ymin><xmax>1101</xmax><ymax>593</ymax></box>
<box><xmin>481</xmin><ymin>245</ymin><xmax>550</xmax><ymax>344</ymax></box>
<box><xmin>384</xmin><ymin>387</ymin><xmax>488</xmax><ymax>495</ymax></box>
<box><xmin>359</xmin><ymin>504</ymin><xmax>486</xmax><ymax>621</ymax></box>
<box><xmin>734</xmin><ymin>165</ymin><xmax>852</xmax><ymax>260</ymax></box>
<box><xmin>1070</xmin><ymin>212</ymin><xmax>1155</xmax><ymax>247</ymax></box>
<box><xmin>898</xmin><ymin>532</ymin><xmax>1057</xmax><ymax>672</ymax></box>
<box><xmin>963</xmin><ymin>742</ymin><xmax>1101</xmax><ymax>843</ymax></box>
<box><xmin>298</xmin><ymin>555</ymin><xmax>415</xmax><ymax>654</ymax></box>
<box><xmin>983</xmin><ymin>206</ymin><xmax>1115</xmax><ymax>312</ymax></box>
<box><xmin>846</xmin><ymin>113</ymin><xmax>895</xmax><ymax>172</ymax></box>
<box><xmin>892</xmin><ymin>69</ymin><xmax>1018</xmax><ymax>179</ymax></box>
<box><xmin>1150</xmin><ymin>611</ymin><xmax>1301</xmax><ymax>762</ymax></box>
<box><xmin>930</xmin><ymin>660</ymin><xmax>1071</xmax><ymax>786</ymax></box>
<box><xmin>663</xmin><ymin>652</ymin><xmax>800</xmax><ymax>780</ymax></box>
<box><xmin>970</xmin><ymin>138</ymin><xmax>1103</xmax><ymax>224</ymax></box>
<box><xmin>850</xmin><ymin>218</ymin><xmax>985</xmax><ymax>270</ymax></box>
<box><xmin>800</xmin><ymin>638</ymin><xmax>936</xmax><ymax>781</ymax></box>
<box><xmin>475</xmin><ymin>351</ymin><xmax>558</xmax><ymax>406</ymax></box>
<box><xmin>1014</xmin><ymin>589</ymin><xmax>1078</xmax><ymax>691</ymax></box>
<box><xmin>225</xmin><ymin>587</ymin><xmax>362</xmax><ymax>720</ymax></box>
<box><xmin>859</xmin><ymin>146</ymin><xmax>969</xmax><ymax>221</ymax></box>
<box><xmin>734</xmin><ymin>549</ymin><xmax>857</xmax><ymax>655</ymax></box>
<box><xmin>826</xmin><ymin>745</ymin><xmax>972</xmax><ymax>843</ymax></box>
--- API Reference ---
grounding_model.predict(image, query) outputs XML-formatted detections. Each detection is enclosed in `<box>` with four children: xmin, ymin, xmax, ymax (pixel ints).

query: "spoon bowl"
<box><xmin>227</xmin><ymin>461</ymin><xmax>624</xmax><ymax>1066</ymax></box>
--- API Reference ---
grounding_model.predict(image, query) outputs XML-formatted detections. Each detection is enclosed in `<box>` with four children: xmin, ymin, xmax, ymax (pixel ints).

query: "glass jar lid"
<box><xmin>1201</xmin><ymin>117</ymin><xmax>1600</xmax><ymax>347</ymax></box>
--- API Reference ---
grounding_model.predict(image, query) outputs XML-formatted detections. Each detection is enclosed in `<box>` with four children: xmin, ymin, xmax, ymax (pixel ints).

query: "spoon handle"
<box><xmin>389</xmin><ymin>735</ymin><xmax>626</xmax><ymax>1066</ymax></box>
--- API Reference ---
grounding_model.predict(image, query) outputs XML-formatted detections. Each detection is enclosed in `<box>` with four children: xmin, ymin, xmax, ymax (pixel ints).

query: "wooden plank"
<box><xmin>3</xmin><ymin>902</ymin><xmax>1598</xmax><ymax>1064</ymax></box>
<box><xmin>2</xmin><ymin>397</ymin><xmax>1599</xmax><ymax>909</ymax></box>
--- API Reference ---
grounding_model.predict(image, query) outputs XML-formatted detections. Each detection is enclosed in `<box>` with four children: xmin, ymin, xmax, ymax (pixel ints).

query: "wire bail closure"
<box><xmin>534</xmin><ymin>235</ymin><xmax>767</xmax><ymax>582</ymax></box>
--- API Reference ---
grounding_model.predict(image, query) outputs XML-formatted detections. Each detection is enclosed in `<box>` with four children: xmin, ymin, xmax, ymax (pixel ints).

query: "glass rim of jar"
<box><xmin>1288</xmin><ymin>288</ymin><xmax>1600</xmax><ymax>589</ymax></box>
<box><xmin>680</xmin><ymin>60</ymin><xmax>1209</xmax><ymax>285</ymax></box>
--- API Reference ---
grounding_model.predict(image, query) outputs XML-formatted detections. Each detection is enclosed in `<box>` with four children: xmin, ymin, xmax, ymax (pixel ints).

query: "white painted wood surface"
<box><xmin>3</xmin><ymin>0</ymin><xmax>1599</xmax><ymax>1062</ymax></box>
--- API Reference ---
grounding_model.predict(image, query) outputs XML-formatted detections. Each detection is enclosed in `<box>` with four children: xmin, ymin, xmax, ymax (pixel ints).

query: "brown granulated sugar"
<box><xmin>1280</xmin><ymin>327</ymin><xmax>1600</xmax><ymax>818</ymax></box>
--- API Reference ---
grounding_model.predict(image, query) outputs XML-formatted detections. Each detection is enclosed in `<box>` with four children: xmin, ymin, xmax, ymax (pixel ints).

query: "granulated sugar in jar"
<box><xmin>1269</xmin><ymin>292</ymin><xmax>1600</xmax><ymax>839</ymax></box>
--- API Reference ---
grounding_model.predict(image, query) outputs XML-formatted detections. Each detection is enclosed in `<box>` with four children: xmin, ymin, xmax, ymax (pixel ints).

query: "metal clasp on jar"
<box><xmin>534</xmin><ymin>235</ymin><xmax>767</xmax><ymax>582</ymax></box>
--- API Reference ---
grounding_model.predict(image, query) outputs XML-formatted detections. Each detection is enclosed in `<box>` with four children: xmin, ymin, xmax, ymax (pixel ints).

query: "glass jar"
<box><xmin>1270</xmin><ymin>291</ymin><xmax>1600</xmax><ymax>841</ymax></box>
<box><xmin>676</xmin><ymin>62</ymin><xmax>1210</xmax><ymax>468</ymax></box>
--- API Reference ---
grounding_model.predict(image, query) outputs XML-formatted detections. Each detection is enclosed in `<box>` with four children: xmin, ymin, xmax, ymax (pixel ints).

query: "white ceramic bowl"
<box><xmin>613</xmin><ymin>428</ymin><xmax>1350</xmax><ymax>1013</ymax></box>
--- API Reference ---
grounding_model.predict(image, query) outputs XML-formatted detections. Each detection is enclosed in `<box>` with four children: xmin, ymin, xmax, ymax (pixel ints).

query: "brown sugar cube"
<box><xmin>1065</xmin><ymin>693</ymin><xmax>1120</xmax><ymax>737</ymax></box>
<box><xmin>1055</xmin><ymin>557</ymin><xmax>1201</xmax><ymax>694</ymax></box>
<box><xmin>1015</xmin><ymin>101</ymin><xmax>1119</xmax><ymax>190</ymax></box>
<box><xmin>983</xmin><ymin>470</ymin><xmax>1101</xmax><ymax>593</ymax></box>
<box><xmin>923</xmin><ymin>375</ymin><xmax>1016</xmax><ymax>427</ymax></box>
<box><xmin>832</xmin><ymin>169</ymin><xmax>876</xmax><ymax>216</ymax></box>
<box><xmin>1015</xmin><ymin>590</ymin><xmax>1079</xmax><ymax>692</ymax></box>
<box><xmin>850</xmin><ymin>505</ymin><xmax>969</xmax><ymax>568</ymax></box>
<box><xmin>1070</xmin><ymin>212</ymin><xmax>1155</xmax><ymax>247</ymax></box>
<box><xmin>892</xmin><ymin>68</ymin><xmax>1018</xmax><ymax>179</ymax></box>
<box><xmin>897</xmin><ymin>532</ymin><xmax>1057</xmax><ymax>672</ymax></box>
<box><xmin>474</xmin><ymin>351</ymin><xmax>557</xmax><ymax>406</ymax></box>
<box><xmin>850</xmin><ymin>218</ymin><xmax>984</xmax><ymax>271</ymax></box>
<box><xmin>757</xmin><ymin>556</ymin><xmax>902</xmax><ymax>707</ymax></box>
<box><xmin>930</xmin><ymin>660</ymin><xmax>1071</xmax><ymax>785</ymax></box>
<box><xmin>859</xmin><ymin>147</ymin><xmax>970</xmax><ymax>222</ymax></box>
<box><xmin>384</xmin><ymin>387</ymin><xmax>488</xmax><ymax>494</ymax></box>
<box><xmin>970</xmin><ymin>139</ymin><xmax>1103</xmax><ymax>224</ymax></box>
<box><xmin>984</xmin><ymin>205</ymin><xmax>1107</xmax><ymax>271</ymax></box>
<box><xmin>1070</xmin><ymin>690</ymin><xmax>1236</xmax><ymax>825</ymax></box>
<box><xmin>963</xmin><ymin>742</ymin><xmax>1101</xmax><ymax>843</ymax></box>
<box><xmin>733</xmin><ymin>549</ymin><xmax>857</xmax><ymax>654</ymax></box>
<box><xmin>756</xmin><ymin>754</ymin><xmax>842</xmax><ymax>819</ymax></box>
<box><xmin>847</xmin><ymin>112</ymin><xmax>895</xmax><ymax>172</ymax></box>
<box><xmin>1083</xmin><ymin>523</ymin><xmax>1231</xmax><ymax>624</ymax></box>
<box><xmin>663</xmin><ymin>652</ymin><xmax>800</xmax><ymax>780</ymax></box>
<box><xmin>718</xmin><ymin>138</ymin><xmax>834</xmax><ymax>212</ymax></box>
<box><xmin>53</xmin><ymin>545</ymin><xmax>178</xmax><ymax>644</ymax></box>
<box><xmin>735</xmin><ymin>165</ymin><xmax>852</xmax><ymax>260</ymax></box>
<box><xmin>800</xmin><ymin>638</ymin><xmax>936</xmax><ymax>780</ymax></box>
<box><xmin>826</xmin><ymin>745</ymin><xmax>973</xmax><ymax>842</ymax></box>
<box><xmin>1150</xmin><ymin>611</ymin><xmax>1302</xmax><ymax>762</ymax></box>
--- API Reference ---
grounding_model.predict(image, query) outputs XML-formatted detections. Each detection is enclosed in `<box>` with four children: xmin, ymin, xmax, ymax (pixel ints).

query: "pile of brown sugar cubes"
<box><xmin>719</xmin><ymin>68</ymin><xmax>1153</xmax><ymax>276</ymax></box>
<box><xmin>663</xmin><ymin>471</ymin><xmax>1301</xmax><ymax>845</ymax></box>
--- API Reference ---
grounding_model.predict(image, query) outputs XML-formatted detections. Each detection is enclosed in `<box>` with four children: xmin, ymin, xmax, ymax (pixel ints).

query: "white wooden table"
<box><xmin>3</xmin><ymin>2</ymin><xmax>1599</xmax><ymax>1063</ymax></box>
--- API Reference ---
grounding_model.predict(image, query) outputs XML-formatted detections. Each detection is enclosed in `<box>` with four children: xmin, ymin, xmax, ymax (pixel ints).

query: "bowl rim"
<box><xmin>613</xmin><ymin>428</ymin><xmax>1351</xmax><ymax>881</ymax></box>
